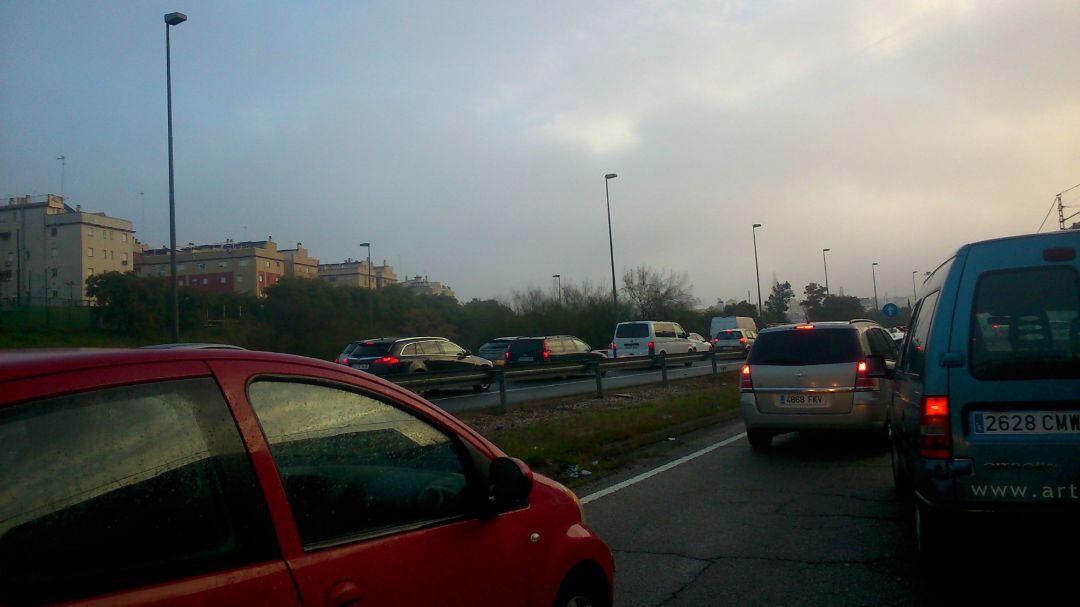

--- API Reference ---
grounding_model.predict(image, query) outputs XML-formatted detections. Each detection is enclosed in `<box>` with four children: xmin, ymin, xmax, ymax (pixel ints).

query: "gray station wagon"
<box><xmin>887</xmin><ymin>230</ymin><xmax>1080</xmax><ymax>561</ymax></box>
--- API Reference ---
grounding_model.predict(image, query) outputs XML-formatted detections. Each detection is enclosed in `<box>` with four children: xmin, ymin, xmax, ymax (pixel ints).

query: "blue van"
<box><xmin>887</xmin><ymin>230</ymin><xmax>1080</xmax><ymax>559</ymax></box>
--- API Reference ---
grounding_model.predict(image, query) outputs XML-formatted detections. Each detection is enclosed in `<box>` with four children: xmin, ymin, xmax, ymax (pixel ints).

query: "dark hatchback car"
<box><xmin>505</xmin><ymin>336</ymin><xmax>606</xmax><ymax>366</ymax></box>
<box><xmin>477</xmin><ymin>337</ymin><xmax>521</xmax><ymax>364</ymax></box>
<box><xmin>339</xmin><ymin>337</ymin><xmax>494</xmax><ymax>392</ymax></box>
<box><xmin>0</xmin><ymin>349</ymin><xmax>613</xmax><ymax>606</ymax></box>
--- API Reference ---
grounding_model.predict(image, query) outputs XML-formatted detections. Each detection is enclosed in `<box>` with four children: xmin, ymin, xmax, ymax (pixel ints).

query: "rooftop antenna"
<box><xmin>56</xmin><ymin>155</ymin><xmax>66</xmax><ymax>197</ymax></box>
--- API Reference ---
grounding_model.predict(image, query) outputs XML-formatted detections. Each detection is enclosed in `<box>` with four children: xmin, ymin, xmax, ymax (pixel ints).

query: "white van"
<box><xmin>709</xmin><ymin>316</ymin><xmax>758</xmax><ymax>339</ymax></box>
<box><xmin>612</xmin><ymin>321</ymin><xmax>696</xmax><ymax>358</ymax></box>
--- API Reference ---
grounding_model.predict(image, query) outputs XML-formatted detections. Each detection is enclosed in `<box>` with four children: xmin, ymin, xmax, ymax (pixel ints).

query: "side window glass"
<box><xmin>0</xmin><ymin>379</ymin><xmax>275</xmax><ymax>605</ymax></box>
<box><xmin>900</xmin><ymin>291</ymin><xmax>940</xmax><ymax>376</ymax></box>
<box><xmin>248</xmin><ymin>381</ymin><xmax>472</xmax><ymax>548</ymax></box>
<box><xmin>400</xmin><ymin>344</ymin><xmax>416</xmax><ymax>356</ymax></box>
<box><xmin>441</xmin><ymin>342</ymin><xmax>464</xmax><ymax>356</ymax></box>
<box><xmin>418</xmin><ymin>341</ymin><xmax>440</xmax><ymax>355</ymax></box>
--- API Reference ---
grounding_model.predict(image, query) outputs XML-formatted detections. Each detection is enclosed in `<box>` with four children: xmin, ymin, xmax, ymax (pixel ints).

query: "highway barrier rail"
<box><xmin>390</xmin><ymin>350</ymin><xmax>745</xmax><ymax>413</ymax></box>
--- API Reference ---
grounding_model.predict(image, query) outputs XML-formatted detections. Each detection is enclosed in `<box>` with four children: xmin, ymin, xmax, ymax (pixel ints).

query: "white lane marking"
<box><xmin>579</xmin><ymin>432</ymin><xmax>747</xmax><ymax>505</ymax></box>
<box><xmin>431</xmin><ymin>363</ymin><xmax>736</xmax><ymax>402</ymax></box>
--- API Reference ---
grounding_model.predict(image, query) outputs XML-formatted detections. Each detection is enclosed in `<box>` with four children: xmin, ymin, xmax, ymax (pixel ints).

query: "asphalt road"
<box><xmin>428</xmin><ymin>359</ymin><xmax>742</xmax><ymax>414</ymax></box>
<box><xmin>578</xmin><ymin>420</ymin><xmax>1076</xmax><ymax>606</ymax></box>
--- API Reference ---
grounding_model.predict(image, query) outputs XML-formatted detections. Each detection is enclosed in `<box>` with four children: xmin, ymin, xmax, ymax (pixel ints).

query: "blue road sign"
<box><xmin>882</xmin><ymin>303</ymin><xmax>899</xmax><ymax>318</ymax></box>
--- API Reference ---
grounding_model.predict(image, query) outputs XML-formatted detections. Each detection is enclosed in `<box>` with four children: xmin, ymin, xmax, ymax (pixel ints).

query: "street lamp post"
<box><xmin>912</xmin><ymin>271</ymin><xmax>918</xmax><ymax>300</ymax></box>
<box><xmin>553</xmin><ymin>274</ymin><xmax>562</xmax><ymax>304</ymax></box>
<box><xmin>871</xmin><ymin>262</ymin><xmax>879</xmax><ymax>312</ymax></box>
<box><xmin>165</xmin><ymin>11</ymin><xmax>186</xmax><ymax>342</ymax></box>
<box><xmin>604</xmin><ymin>173</ymin><xmax>619</xmax><ymax>327</ymax></box>
<box><xmin>822</xmin><ymin>248</ymin><xmax>831</xmax><ymax>297</ymax></box>
<box><xmin>752</xmin><ymin>224</ymin><xmax>763</xmax><ymax>322</ymax></box>
<box><xmin>360</xmin><ymin>242</ymin><xmax>372</xmax><ymax>330</ymax></box>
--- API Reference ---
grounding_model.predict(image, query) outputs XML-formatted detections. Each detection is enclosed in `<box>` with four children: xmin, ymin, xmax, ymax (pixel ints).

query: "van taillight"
<box><xmin>648</xmin><ymin>341</ymin><xmax>655</xmax><ymax>356</ymax></box>
<box><xmin>740</xmin><ymin>364</ymin><xmax>754</xmax><ymax>391</ymax></box>
<box><xmin>919</xmin><ymin>396</ymin><xmax>951</xmax><ymax>458</ymax></box>
<box><xmin>739</xmin><ymin>337</ymin><xmax>747</xmax><ymax>344</ymax></box>
<box><xmin>542</xmin><ymin>340</ymin><xmax>550</xmax><ymax>361</ymax></box>
<box><xmin>855</xmin><ymin>360</ymin><xmax>875</xmax><ymax>390</ymax></box>
<box><xmin>610</xmin><ymin>342</ymin><xmax>617</xmax><ymax>358</ymax></box>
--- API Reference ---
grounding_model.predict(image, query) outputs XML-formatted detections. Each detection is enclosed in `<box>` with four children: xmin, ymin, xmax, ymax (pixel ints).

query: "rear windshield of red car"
<box><xmin>747</xmin><ymin>328</ymin><xmax>861</xmax><ymax>366</ymax></box>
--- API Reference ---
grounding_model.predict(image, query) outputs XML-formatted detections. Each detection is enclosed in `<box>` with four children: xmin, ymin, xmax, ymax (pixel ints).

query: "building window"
<box><xmin>121</xmin><ymin>234</ymin><xmax>128</xmax><ymax>242</ymax></box>
<box><xmin>239</xmin><ymin>260</ymin><xmax>249</xmax><ymax>267</ymax></box>
<box><xmin>51</xmin><ymin>289</ymin><xmax>58</xmax><ymax>298</ymax></box>
<box><xmin>220</xmin><ymin>277</ymin><xmax>227</xmax><ymax>284</ymax></box>
<box><xmin>6</xmin><ymin>252</ymin><xmax>13</xmax><ymax>262</ymax></box>
<box><xmin>218</xmin><ymin>261</ymin><xmax>227</xmax><ymax>268</ymax></box>
<box><xmin>236</xmin><ymin>275</ymin><xmax>243</xmax><ymax>283</ymax></box>
<box><xmin>265</xmin><ymin>261</ymin><xmax>270</xmax><ymax>268</ymax></box>
<box><xmin>50</xmin><ymin>227</ymin><xmax>57</xmax><ymax>236</ymax></box>
<box><xmin>87</xmin><ymin>247</ymin><xmax>94</xmax><ymax>258</ymax></box>
<box><xmin>202</xmin><ymin>278</ymin><xmax>208</xmax><ymax>285</ymax></box>
<box><xmin>198</xmin><ymin>263</ymin><xmax>206</xmax><ymax>270</ymax></box>
<box><xmin>50</xmin><ymin>248</ymin><xmax>57</xmax><ymax>258</ymax></box>
<box><xmin>121</xmin><ymin>253</ymin><xmax>128</xmax><ymax>262</ymax></box>
<box><xmin>87</xmin><ymin>228</ymin><xmax>94</xmax><ymax>237</ymax></box>
<box><xmin>177</xmin><ymin>264</ymin><xmax>185</xmax><ymax>271</ymax></box>
<box><xmin>109</xmin><ymin>231</ymin><xmax>114</xmax><ymax>240</ymax></box>
<box><xmin>51</xmin><ymin>268</ymin><xmax>58</xmax><ymax>278</ymax></box>
<box><xmin>88</xmin><ymin>268</ymin><xmax>94</xmax><ymax>275</ymax></box>
<box><xmin>259</xmin><ymin>275</ymin><xmax>264</xmax><ymax>283</ymax></box>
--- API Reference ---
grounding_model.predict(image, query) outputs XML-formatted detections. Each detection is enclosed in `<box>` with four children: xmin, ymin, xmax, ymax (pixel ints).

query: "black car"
<box><xmin>477</xmin><ymin>337</ymin><xmax>521</xmax><ymax>364</ymax></box>
<box><xmin>505</xmin><ymin>335</ymin><xmax>606</xmax><ymax>367</ymax></box>
<box><xmin>339</xmin><ymin>337</ymin><xmax>494</xmax><ymax>391</ymax></box>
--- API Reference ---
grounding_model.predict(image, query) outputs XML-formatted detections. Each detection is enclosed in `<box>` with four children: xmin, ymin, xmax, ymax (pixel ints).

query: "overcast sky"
<box><xmin>3</xmin><ymin>0</ymin><xmax>1078</xmax><ymax>306</ymax></box>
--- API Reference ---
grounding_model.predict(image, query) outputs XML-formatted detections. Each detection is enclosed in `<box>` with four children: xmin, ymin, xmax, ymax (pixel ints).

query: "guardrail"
<box><xmin>391</xmin><ymin>350</ymin><xmax>746</xmax><ymax>413</ymax></box>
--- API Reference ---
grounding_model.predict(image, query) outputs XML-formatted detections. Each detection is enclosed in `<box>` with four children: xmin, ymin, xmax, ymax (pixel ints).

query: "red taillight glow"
<box><xmin>541</xmin><ymin>340</ymin><xmax>550</xmax><ymax>361</ymax></box>
<box><xmin>740</xmin><ymin>364</ymin><xmax>753</xmax><ymax>391</ymax></box>
<box><xmin>855</xmin><ymin>360</ymin><xmax>875</xmax><ymax>390</ymax></box>
<box><xmin>375</xmin><ymin>356</ymin><xmax>400</xmax><ymax>365</ymax></box>
<box><xmin>648</xmin><ymin>341</ymin><xmax>655</xmax><ymax>356</ymax></box>
<box><xmin>504</xmin><ymin>350</ymin><xmax>510</xmax><ymax>360</ymax></box>
<box><xmin>919</xmin><ymin>396</ymin><xmax>951</xmax><ymax>458</ymax></box>
<box><xmin>795</xmin><ymin>324</ymin><xmax>814</xmax><ymax>330</ymax></box>
<box><xmin>739</xmin><ymin>337</ymin><xmax>747</xmax><ymax>344</ymax></box>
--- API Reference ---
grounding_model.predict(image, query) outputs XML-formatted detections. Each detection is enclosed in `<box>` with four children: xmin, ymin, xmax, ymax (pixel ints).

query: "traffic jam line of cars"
<box><xmin>1</xmin><ymin>230</ymin><xmax>1075</xmax><ymax>604</ymax></box>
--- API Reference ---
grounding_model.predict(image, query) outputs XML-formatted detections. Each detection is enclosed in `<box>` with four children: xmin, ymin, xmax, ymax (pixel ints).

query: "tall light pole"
<box><xmin>604</xmin><ymin>173</ymin><xmax>619</xmax><ymax>327</ymax></box>
<box><xmin>360</xmin><ymin>242</ymin><xmax>372</xmax><ymax>330</ymax></box>
<box><xmin>871</xmin><ymin>262</ymin><xmax>879</xmax><ymax>312</ymax></box>
<box><xmin>912</xmin><ymin>270</ymin><xmax>918</xmax><ymax>301</ymax></box>
<box><xmin>553</xmin><ymin>274</ymin><xmax>562</xmax><ymax>304</ymax></box>
<box><xmin>165</xmin><ymin>11</ymin><xmax>186</xmax><ymax>342</ymax></box>
<box><xmin>752</xmin><ymin>224</ymin><xmax>763</xmax><ymax>322</ymax></box>
<box><xmin>822</xmin><ymin>248</ymin><xmax>831</xmax><ymax>297</ymax></box>
<box><xmin>56</xmin><ymin>155</ymin><xmax>66</xmax><ymax>197</ymax></box>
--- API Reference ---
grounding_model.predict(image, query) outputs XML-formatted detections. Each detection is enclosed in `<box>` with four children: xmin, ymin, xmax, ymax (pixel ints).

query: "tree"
<box><xmin>801</xmin><ymin>282</ymin><xmax>828</xmax><ymax>312</ymax></box>
<box><xmin>814</xmin><ymin>295</ymin><xmax>867</xmax><ymax>321</ymax></box>
<box><xmin>622</xmin><ymin>266</ymin><xmax>698</xmax><ymax>320</ymax></box>
<box><xmin>764</xmin><ymin>281</ymin><xmax>794</xmax><ymax>324</ymax></box>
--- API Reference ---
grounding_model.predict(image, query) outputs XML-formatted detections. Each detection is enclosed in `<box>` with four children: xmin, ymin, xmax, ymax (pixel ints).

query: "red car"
<box><xmin>0</xmin><ymin>349</ymin><xmax>613</xmax><ymax>606</ymax></box>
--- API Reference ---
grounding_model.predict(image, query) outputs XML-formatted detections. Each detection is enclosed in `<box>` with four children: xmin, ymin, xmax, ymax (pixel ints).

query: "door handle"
<box><xmin>326</xmin><ymin>581</ymin><xmax>362</xmax><ymax>607</ymax></box>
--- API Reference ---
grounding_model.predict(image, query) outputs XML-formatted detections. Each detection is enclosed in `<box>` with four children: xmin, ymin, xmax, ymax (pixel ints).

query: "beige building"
<box><xmin>399</xmin><ymin>275</ymin><xmax>456</xmax><ymax>298</ymax></box>
<box><xmin>318</xmin><ymin>258</ymin><xmax>397</xmax><ymax>289</ymax></box>
<box><xmin>134</xmin><ymin>237</ymin><xmax>317</xmax><ymax>297</ymax></box>
<box><xmin>0</xmin><ymin>194</ymin><xmax>134</xmax><ymax>305</ymax></box>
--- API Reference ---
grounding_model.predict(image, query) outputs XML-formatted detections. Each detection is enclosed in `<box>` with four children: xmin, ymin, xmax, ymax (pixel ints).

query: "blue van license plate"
<box><xmin>973</xmin><ymin>411</ymin><xmax>1080</xmax><ymax>435</ymax></box>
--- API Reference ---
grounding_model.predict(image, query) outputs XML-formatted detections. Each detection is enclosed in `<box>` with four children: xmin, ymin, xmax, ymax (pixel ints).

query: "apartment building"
<box><xmin>134</xmin><ymin>238</ymin><xmax>317</xmax><ymax>297</ymax></box>
<box><xmin>0</xmin><ymin>194</ymin><xmax>134</xmax><ymax>305</ymax></box>
<box><xmin>318</xmin><ymin>258</ymin><xmax>397</xmax><ymax>289</ymax></box>
<box><xmin>399</xmin><ymin>275</ymin><xmax>456</xmax><ymax>298</ymax></box>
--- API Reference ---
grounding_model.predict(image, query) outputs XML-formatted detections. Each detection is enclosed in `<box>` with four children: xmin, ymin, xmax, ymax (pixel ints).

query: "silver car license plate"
<box><xmin>973</xmin><ymin>411</ymin><xmax>1080</xmax><ymax>435</ymax></box>
<box><xmin>779</xmin><ymin>394</ymin><xmax>826</xmax><ymax>407</ymax></box>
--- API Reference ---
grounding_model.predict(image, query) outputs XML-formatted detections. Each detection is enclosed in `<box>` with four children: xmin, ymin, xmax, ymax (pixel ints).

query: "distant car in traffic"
<box><xmin>887</xmin><ymin>230</ymin><xmax>1080</xmax><ymax>563</ymax></box>
<box><xmin>611</xmin><ymin>321</ymin><xmax>695</xmax><ymax>361</ymax></box>
<box><xmin>477</xmin><ymin>337</ymin><xmax>521</xmax><ymax>364</ymax></box>
<box><xmin>740</xmin><ymin>319</ymin><xmax>900</xmax><ymax>449</ymax></box>
<box><xmin>505</xmin><ymin>335</ymin><xmax>606</xmax><ymax>367</ymax></box>
<box><xmin>711</xmin><ymin>328</ymin><xmax>756</xmax><ymax>355</ymax></box>
<box><xmin>687</xmin><ymin>332</ymin><xmax>712</xmax><ymax>352</ymax></box>
<box><xmin>0</xmin><ymin>348</ymin><xmax>614</xmax><ymax>606</ymax></box>
<box><xmin>339</xmin><ymin>337</ymin><xmax>494</xmax><ymax>392</ymax></box>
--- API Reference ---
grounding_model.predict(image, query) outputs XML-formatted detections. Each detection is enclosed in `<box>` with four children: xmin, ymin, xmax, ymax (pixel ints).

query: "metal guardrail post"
<box><xmin>593</xmin><ymin>361</ymin><xmax>604</xmax><ymax>398</ymax></box>
<box><xmin>710</xmin><ymin>350</ymin><xmax>718</xmax><ymax>377</ymax></box>
<box><xmin>660</xmin><ymin>354</ymin><xmax>668</xmax><ymax>388</ymax></box>
<box><xmin>496</xmin><ymin>369</ymin><xmax>507</xmax><ymax>415</ymax></box>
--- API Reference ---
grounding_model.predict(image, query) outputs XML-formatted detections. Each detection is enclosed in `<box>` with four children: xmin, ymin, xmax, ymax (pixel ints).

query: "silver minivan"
<box><xmin>611</xmin><ymin>321</ymin><xmax>695</xmax><ymax>359</ymax></box>
<box><xmin>888</xmin><ymin>230</ymin><xmax>1080</xmax><ymax>561</ymax></box>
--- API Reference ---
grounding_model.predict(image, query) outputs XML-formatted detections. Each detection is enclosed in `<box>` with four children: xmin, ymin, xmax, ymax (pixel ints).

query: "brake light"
<box><xmin>795</xmin><ymin>324</ymin><xmax>814</xmax><ymax>330</ymax></box>
<box><xmin>375</xmin><ymin>356</ymin><xmax>400</xmax><ymax>365</ymax></box>
<box><xmin>504</xmin><ymin>350</ymin><xmax>510</xmax><ymax>360</ymax></box>
<box><xmin>740</xmin><ymin>364</ymin><xmax>754</xmax><ymax>391</ymax></box>
<box><xmin>542</xmin><ymin>340</ymin><xmax>550</xmax><ymax>361</ymax></box>
<box><xmin>855</xmin><ymin>360</ymin><xmax>875</xmax><ymax>390</ymax></box>
<box><xmin>610</xmin><ymin>341</ymin><xmax>617</xmax><ymax>358</ymax></box>
<box><xmin>363</xmin><ymin>341</ymin><xmax>376</xmax><ymax>346</ymax></box>
<box><xmin>919</xmin><ymin>396</ymin><xmax>951</xmax><ymax>458</ymax></box>
<box><xmin>648</xmin><ymin>341</ymin><xmax>655</xmax><ymax>356</ymax></box>
<box><xmin>711</xmin><ymin>338</ymin><xmax>718</xmax><ymax>344</ymax></box>
<box><xmin>739</xmin><ymin>337</ymin><xmax>747</xmax><ymax>344</ymax></box>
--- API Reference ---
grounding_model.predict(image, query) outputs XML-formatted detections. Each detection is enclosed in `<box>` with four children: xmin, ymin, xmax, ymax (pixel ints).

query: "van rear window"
<box><xmin>616</xmin><ymin>324</ymin><xmax>649</xmax><ymax>338</ymax></box>
<box><xmin>715</xmin><ymin>330</ymin><xmax>743</xmax><ymax>340</ymax></box>
<box><xmin>969</xmin><ymin>267</ymin><xmax>1080</xmax><ymax>380</ymax></box>
<box><xmin>747</xmin><ymin>329</ymin><xmax>861</xmax><ymax>365</ymax></box>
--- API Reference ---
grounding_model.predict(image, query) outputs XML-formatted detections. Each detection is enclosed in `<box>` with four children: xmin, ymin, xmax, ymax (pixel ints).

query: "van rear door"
<box><xmin>947</xmin><ymin>233</ymin><xmax>1080</xmax><ymax>507</ymax></box>
<box><xmin>614</xmin><ymin>322</ymin><xmax>651</xmax><ymax>357</ymax></box>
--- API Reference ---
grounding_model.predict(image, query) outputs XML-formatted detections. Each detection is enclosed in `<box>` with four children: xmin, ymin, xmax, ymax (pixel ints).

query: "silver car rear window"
<box><xmin>747</xmin><ymin>329</ymin><xmax>861</xmax><ymax>366</ymax></box>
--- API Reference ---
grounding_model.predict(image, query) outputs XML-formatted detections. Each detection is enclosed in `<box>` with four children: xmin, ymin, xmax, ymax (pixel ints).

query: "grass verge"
<box><xmin>457</xmin><ymin>372</ymin><xmax>740</xmax><ymax>485</ymax></box>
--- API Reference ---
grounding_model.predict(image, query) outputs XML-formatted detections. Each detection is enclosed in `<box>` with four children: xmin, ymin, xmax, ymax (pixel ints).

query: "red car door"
<box><xmin>210</xmin><ymin>359</ymin><xmax>534</xmax><ymax>607</ymax></box>
<box><xmin>0</xmin><ymin>361</ymin><xmax>301</xmax><ymax>607</ymax></box>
